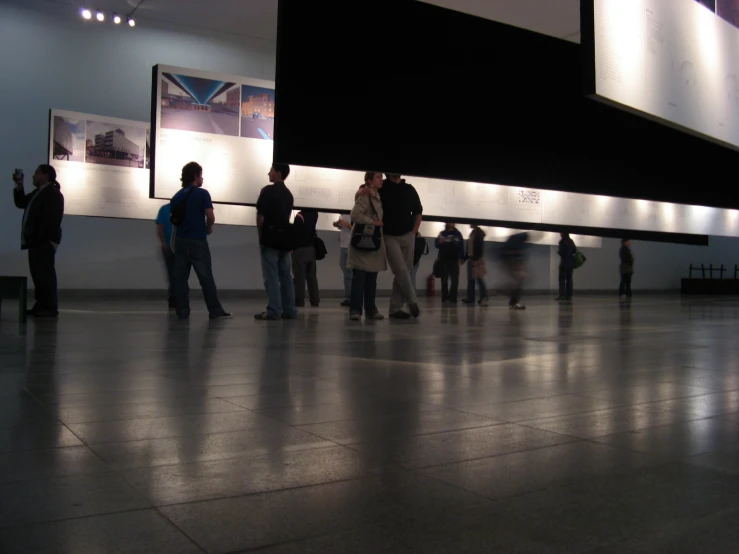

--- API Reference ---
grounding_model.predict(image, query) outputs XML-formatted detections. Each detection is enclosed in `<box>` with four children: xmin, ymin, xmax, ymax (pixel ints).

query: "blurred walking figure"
<box><xmin>464</xmin><ymin>224</ymin><xmax>489</xmax><ymax>306</ymax></box>
<box><xmin>292</xmin><ymin>208</ymin><xmax>320</xmax><ymax>307</ymax></box>
<box><xmin>435</xmin><ymin>222</ymin><xmax>465</xmax><ymax>303</ymax></box>
<box><xmin>499</xmin><ymin>231</ymin><xmax>530</xmax><ymax>310</ymax></box>
<box><xmin>619</xmin><ymin>238</ymin><xmax>634</xmax><ymax>299</ymax></box>
<box><xmin>333</xmin><ymin>214</ymin><xmax>353</xmax><ymax>306</ymax></box>
<box><xmin>347</xmin><ymin>172</ymin><xmax>387</xmax><ymax>321</ymax></box>
<box><xmin>556</xmin><ymin>232</ymin><xmax>576</xmax><ymax>302</ymax></box>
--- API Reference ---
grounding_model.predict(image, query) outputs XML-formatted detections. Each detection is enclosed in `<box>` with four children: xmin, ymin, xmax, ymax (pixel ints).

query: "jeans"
<box><xmin>28</xmin><ymin>243</ymin><xmax>58</xmax><ymax>312</ymax></box>
<box><xmin>260</xmin><ymin>246</ymin><xmax>297</xmax><ymax>319</ymax></box>
<box><xmin>173</xmin><ymin>238</ymin><xmax>226</xmax><ymax>318</ymax></box>
<box><xmin>465</xmin><ymin>260</ymin><xmax>487</xmax><ymax>302</ymax></box>
<box><xmin>349</xmin><ymin>269</ymin><xmax>378</xmax><ymax>316</ymax></box>
<box><xmin>559</xmin><ymin>265</ymin><xmax>574</xmax><ymax>298</ymax></box>
<box><xmin>339</xmin><ymin>247</ymin><xmax>352</xmax><ymax>302</ymax></box>
<box><xmin>439</xmin><ymin>259</ymin><xmax>460</xmax><ymax>302</ymax></box>
<box><xmin>619</xmin><ymin>273</ymin><xmax>632</xmax><ymax>297</ymax></box>
<box><xmin>161</xmin><ymin>246</ymin><xmax>176</xmax><ymax>305</ymax></box>
<box><xmin>385</xmin><ymin>232</ymin><xmax>418</xmax><ymax>313</ymax></box>
<box><xmin>292</xmin><ymin>246</ymin><xmax>320</xmax><ymax>306</ymax></box>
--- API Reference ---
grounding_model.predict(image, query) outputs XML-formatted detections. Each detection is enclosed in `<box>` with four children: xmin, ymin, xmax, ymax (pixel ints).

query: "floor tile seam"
<box><xmin>54</xmin><ymin>406</ymin><xmax>253</xmax><ymax>425</ymax></box>
<box><xmin>96</xmin><ymin>442</ymin><xmax>353</xmax><ymax>473</ymax></box>
<box><xmin>262</xmin><ymin>404</ymin><xmax>455</xmax><ymax>428</ymax></box>
<box><xmin>343</xmin><ymin>438</ymin><xmax>582</xmax><ymax>471</ymax></box>
<box><xmin>295</xmin><ymin>419</ymin><xmax>510</xmax><ymax>446</ymax></box>
<box><xmin>0</xmin><ymin>464</ymin><xmax>117</xmax><ymax>486</ymax></box>
<box><xmin>447</xmin><ymin>401</ymin><xmax>641</xmax><ymax>423</ymax></box>
<box><xmin>0</xmin><ymin>506</ymin><xmax>159</xmax><ymax>532</ymax></box>
<box><xmin>151</xmin><ymin>506</ymin><xmax>209</xmax><ymax>553</ymax></box>
<box><xmin>571</xmin><ymin>387</ymin><xmax>730</xmax><ymax>404</ymax></box>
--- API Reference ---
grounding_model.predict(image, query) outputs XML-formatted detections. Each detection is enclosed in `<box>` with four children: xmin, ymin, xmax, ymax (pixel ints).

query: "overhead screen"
<box><xmin>586</xmin><ymin>0</ymin><xmax>739</xmax><ymax>150</ymax></box>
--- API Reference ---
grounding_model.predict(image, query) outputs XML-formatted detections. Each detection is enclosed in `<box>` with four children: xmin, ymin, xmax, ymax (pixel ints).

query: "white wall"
<box><xmin>1</xmin><ymin>0</ymin><xmax>738</xmax><ymax>293</ymax></box>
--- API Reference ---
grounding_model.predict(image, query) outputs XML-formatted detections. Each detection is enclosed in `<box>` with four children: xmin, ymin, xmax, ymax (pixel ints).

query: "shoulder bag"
<box><xmin>351</xmin><ymin>196</ymin><xmax>382</xmax><ymax>251</ymax></box>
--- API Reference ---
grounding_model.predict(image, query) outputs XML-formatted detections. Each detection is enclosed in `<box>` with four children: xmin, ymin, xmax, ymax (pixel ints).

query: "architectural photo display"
<box><xmin>86</xmin><ymin>120</ymin><xmax>147</xmax><ymax>168</ymax></box>
<box><xmin>160</xmin><ymin>73</ymin><xmax>241</xmax><ymax>137</ymax></box>
<box><xmin>240</xmin><ymin>85</ymin><xmax>275</xmax><ymax>140</ymax></box>
<box><xmin>696</xmin><ymin>0</ymin><xmax>739</xmax><ymax>29</ymax></box>
<box><xmin>52</xmin><ymin>115</ymin><xmax>86</xmax><ymax>162</ymax></box>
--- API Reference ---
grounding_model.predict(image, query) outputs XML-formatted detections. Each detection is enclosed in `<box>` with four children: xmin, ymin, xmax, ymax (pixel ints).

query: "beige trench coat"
<box><xmin>347</xmin><ymin>191</ymin><xmax>387</xmax><ymax>273</ymax></box>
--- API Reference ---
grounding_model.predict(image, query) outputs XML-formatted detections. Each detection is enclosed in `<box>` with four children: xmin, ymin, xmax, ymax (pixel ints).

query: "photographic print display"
<box><xmin>150</xmin><ymin>66</ymin><xmax>739</xmax><ymax>237</ymax></box>
<box><xmin>52</xmin><ymin>115</ymin><xmax>86</xmax><ymax>163</ymax></box>
<box><xmin>590</xmin><ymin>0</ymin><xmax>739</xmax><ymax>149</ymax></box>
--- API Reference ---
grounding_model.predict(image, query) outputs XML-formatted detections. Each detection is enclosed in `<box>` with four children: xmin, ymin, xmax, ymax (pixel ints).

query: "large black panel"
<box><xmin>274</xmin><ymin>0</ymin><xmax>739</xmax><ymax>210</ymax></box>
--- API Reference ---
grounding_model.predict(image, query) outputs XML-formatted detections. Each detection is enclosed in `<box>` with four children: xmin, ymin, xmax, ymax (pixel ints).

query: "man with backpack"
<box><xmin>435</xmin><ymin>222</ymin><xmax>465</xmax><ymax>303</ymax></box>
<box><xmin>169</xmin><ymin>162</ymin><xmax>231</xmax><ymax>320</ymax></box>
<box><xmin>254</xmin><ymin>163</ymin><xmax>298</xmax><ymax>320</ymax></box>
<box><xmin>556</xmin><ymin>232</ymin><xmax>577</xmax><ymax>302</ymax></box>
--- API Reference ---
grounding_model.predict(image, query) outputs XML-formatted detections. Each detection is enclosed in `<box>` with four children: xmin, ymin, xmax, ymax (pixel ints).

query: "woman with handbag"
<box><xmin>347</xmin><ymin>172</ymin><xmax>387</xmax><ymax>321</ymax></box>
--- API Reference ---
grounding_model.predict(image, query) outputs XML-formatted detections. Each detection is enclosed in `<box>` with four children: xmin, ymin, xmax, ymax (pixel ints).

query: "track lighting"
<box><xmin>113</xmin><ymin>13</ymin><xmax>121</xmax><ymax>24</ymax></box>
<box><xmin>127</xmin><ymin>17</ymin><xmax>136</xmax><ymax>27</ymax></box>
<box><xmin>96</xmin><ymin>10</ymin><xmax>105</xmax><ymax>22</ymax></box>
<box><xmin>81</xmin><ymin>8</ymin><xmax>92</xmax><ymax>20</ymax></box>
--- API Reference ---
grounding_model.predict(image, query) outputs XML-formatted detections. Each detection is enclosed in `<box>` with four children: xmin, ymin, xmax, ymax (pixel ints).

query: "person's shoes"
<box><xmin>210</xmin><ymin>312</ymin><xmax>233</xmax><ymax>320</ymax></box>
<box><xmin>564</xmin><ymin>297</ymin><xmax>572</xmax><ymax>302</ymax></box>
<box><xmin>368</xmin><ymin>311</ymin><xmax>385</xmax><ymax>320</ymax></box>
<box><xmin>349</xmin><ymin>312</ymin><xmax>361</xmax><ymax>321</ymax></box>
<box><xmin>168</xmin><ymin>299</ymin><xmax>177</xmax><ymax>308</ymax></box>
<box><xmin>281</xmin><ymin>313</ymin><xmax>298</xmax><ymax>320</ymax></box>
<box><xmin>409</xmin><ymin>303</ymin><xmax>421</xmax><ymax>318</ymax></box>
<box><xmin>478</xmin><ymin>298</ymin><xmax>489</xmax><ymax>307</ymax></box>
<box><xmin>295</xmin><ymin>302</ymin><xmax>305</xmax><ymax>308</ymax></box>
<box><xmin>311</xmin><ymin>303</ymin><xmax>320</xmax><ymax>308</ymax></box>
<box><xmin>254</xmin><ymin>312</ymin><xmax>279</xmax><ymax>321</ymax></box>
<box><xmin>389</xmin><ymin>311</ymin><xmax>412</xmax><ymax>320</ymax></box>
<box><xmin>340</xmin><ymin>300</ymin><xmax>350</xmax><ymax>307</ymax></box>
<box><xmin>554</xmin><ymin>296</ymin><xmax>564</xmax><ymax>301</ymax></box>
<box><xmin>461</xmin><ymin>298</ymin><xmax>472</xmax><ymax>304</ymax></box>
<box><xmin>510</xmin><ymin>303</ymin><xmax>526</xmax><ymax>310</ymax></box>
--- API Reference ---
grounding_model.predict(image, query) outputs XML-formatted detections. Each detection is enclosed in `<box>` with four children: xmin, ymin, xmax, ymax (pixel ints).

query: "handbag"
<box><xmin>432</xmin><ymin>258</ymin><xmax>445</xmax><ymax>278</ymax></box>
<box><xmin>315</xmin><ymin>237</ymin><xmax>327</xmax><ymax>260</ymax></box>
<box><xmin>351</xmin><ymin>196</ymin><xmax>382</xmax><ymax>251</ymax></box>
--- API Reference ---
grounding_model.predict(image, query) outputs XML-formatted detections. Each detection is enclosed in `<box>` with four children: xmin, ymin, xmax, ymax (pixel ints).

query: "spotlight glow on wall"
<box><xmin>96</xmin><ymin>10</ymin><xmax>105</xmax><ymax>22</ymax></box>
<box><xmin>81</xmin><ymin>8</ymin><xmax>92</xmax><ymax>19</ymax></box>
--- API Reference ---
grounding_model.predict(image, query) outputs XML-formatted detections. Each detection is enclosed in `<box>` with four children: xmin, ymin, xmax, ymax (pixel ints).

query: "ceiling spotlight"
<box><xmin>127</xmin><ymin>16</ymin><xmax>136</xmax><ymax>27</ymax></box>
<box><xmin>113</xmin><ymin>13</ymin><xmax>121</xmax><ymax>24</ymax></box>
<box><xmin>96</xmin><ymin>10</ymin><xmax>105</xmax><ymax>22</ymax></box>
<box><xmin>81</xmin><ymin>8</ymin><xmax>92</xmax><ymax>19</ymax></box>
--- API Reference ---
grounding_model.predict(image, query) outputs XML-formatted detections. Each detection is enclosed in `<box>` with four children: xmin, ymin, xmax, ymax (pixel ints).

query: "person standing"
<box><xmin>12</xmin><ymin>165</ymin><xmax>64</xmax><ymax>317</ymax></box>
<box><xmin>170</xmin><ymin>162</ymin><xmax>231</xmax><ymax>320</ymax></box>
<box><xmin>377</xmin><ymin>173</ymin><xmax>423</xmax><ymax>319</ymax></box>
<box><xmin>155</xmin><ymin>203</ymin><xmax>176</xmax><ymax>308</ymax></box>
<box><xmin>334</xmin><ymin>214</ymin><xmax>353</xmax><ymax>306</ymax></box>
<box><xmin>435</xmin><ymin>222</ymin><xmax>465</xmax><ymax>303</ymax></box>
<box><xmin>619</xmin><ymin>238</ymin><xmax>634</xmax><ymax>299</ymax></box>
<box><xmin>411</xmin><ymin>231</ymin><xmax>429</xmax><ymax>291</ymax></box>
<box><xmin>556</xmin><ymin>232</ymin><xmax>576</xmax><ymax>302</ymax></box>
<box><xmin>348</xmin><ymin>172</ymin><xmax>387</xmax><ymax>321</ymax></box>
<box><xmin>255</xmin><ymin>163</ymin><xmax>298</xmax><ymax>321</ymax></box>
<box><xmin>292</xmin><ymin>208</ymin><xmax>320</xmax><ymax>307</ymax></box>
<box><xmin>465</xmin><ymin>225</ymin><xmax>489</xmax><ymax>306</ymax></box>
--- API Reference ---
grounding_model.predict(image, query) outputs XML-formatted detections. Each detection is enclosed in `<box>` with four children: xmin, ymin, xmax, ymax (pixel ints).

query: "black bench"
<box><xmin>0</xmin><ymin>276</ymin><xmax>28</xmax><ymax>322</ymax></box>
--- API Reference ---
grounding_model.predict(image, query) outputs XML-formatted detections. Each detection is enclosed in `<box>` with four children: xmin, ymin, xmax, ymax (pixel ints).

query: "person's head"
<box><xmin>561</xmin><ymin>232</ymin><xmax>570</xmax><ymax>240</ymax></box>
<box><xmin>181</xmin><ymin>162</ymin><xmax>203</xmax><ymax>187</ymax></box>
<box><xmin>622</xmin><ymin>238</ymin><xmax>632</xmax><ymax>247</ymax></box>
<box><xmin>364</xmin><ymin>171</ymin><xmax>383</xmax><ymax>189</ymax></box>
<box><xmin>445</xmin><ymin>221</ymin><xmax>455</xmax><ymax>231</ymax></box>
<box><xmin>33</xmin><ymin>164</ymin><xmax>56</xmax><ymax>188</ymax></box>
<box><xmin>384</xmin><ymin>173</ymin><xmax>401</xmax><ymax>183</ymax></box>
<box><xmin>269</xmin><ymin>163</ymin><xmax>290</xmax><ymax>183</ymax></box>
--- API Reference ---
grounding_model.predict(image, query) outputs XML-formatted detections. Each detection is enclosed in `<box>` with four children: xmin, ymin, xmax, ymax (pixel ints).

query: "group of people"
<box><xmin>10</xmin><ymin>162</ymin><xmax>636</xmax><ymax>321</ymax></box>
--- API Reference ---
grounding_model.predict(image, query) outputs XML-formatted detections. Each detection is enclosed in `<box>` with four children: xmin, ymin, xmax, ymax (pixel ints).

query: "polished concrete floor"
<box><xmin>2</xmin><ymin>295</ymin><xmax>739</xmax><ymax>553</ymax></box>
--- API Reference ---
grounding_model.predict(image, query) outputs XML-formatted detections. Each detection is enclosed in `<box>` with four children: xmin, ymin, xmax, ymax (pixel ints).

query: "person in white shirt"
<box><xmin>333</xmin><ymin>214</ymin><xmax>353</xmax><ymax>307</ymax></box>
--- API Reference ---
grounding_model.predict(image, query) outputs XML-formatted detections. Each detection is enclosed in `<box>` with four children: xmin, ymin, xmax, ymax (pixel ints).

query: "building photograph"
<box><xmin>240</xmin><ymin>85</ymin><xmax>275</xmax><ymax>140</ymax></box>
<box><xmin>86</xmin><ymin>120</ymin><xmax>146</xmax><ymax>168</ymax></box>
<box><xmin>160</xmin><ymin>72</ymin><xmax>240</xmax><ymax>137</ymax></box>
<box><xmin>52</xmin><ymin>115</ymin><xmax>85</xmax><ymax>162</ymax></box>
<box><xmin>717</xmin><ymin>0</ymin><xmax>739</xmax><ymax>28</ymax></box>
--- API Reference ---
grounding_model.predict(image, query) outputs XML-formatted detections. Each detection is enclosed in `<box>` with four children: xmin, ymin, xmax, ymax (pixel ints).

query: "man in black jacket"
<box><xmin>292</xmin><ymin>208</ymin><xmax>320</xmax><ymax>307</ymax></box>
<box><xmin>13</xmin><ymin>165</ymin><xmax>64</xmax><ymax>317</ymax></box>
<box><xmin>435</xmin><ymin>222</ymin><xmax>464</xmax><ymax>303</ymax></box>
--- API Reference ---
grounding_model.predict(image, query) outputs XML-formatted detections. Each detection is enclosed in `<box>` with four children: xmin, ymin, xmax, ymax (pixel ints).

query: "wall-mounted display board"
<box><xmin>148</xmin><ymin>66</ymin><xmax>738</xmax><ymax>238</ymax></box>
<box><xmin>48</xmin><ymin>109</ymin><xmax>162</xmax><ymax>220</ymax></box>
<box><xmin>584</xmin><ymin>0</ymin><xmax>739</xmax><ymax>150</ymax></box>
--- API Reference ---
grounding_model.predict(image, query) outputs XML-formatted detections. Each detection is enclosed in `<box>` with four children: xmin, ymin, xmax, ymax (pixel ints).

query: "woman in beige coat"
<box><xmin>347</xmin><ymin>171</ymin><xmax>387</xmax><ymax>321</ymax></box>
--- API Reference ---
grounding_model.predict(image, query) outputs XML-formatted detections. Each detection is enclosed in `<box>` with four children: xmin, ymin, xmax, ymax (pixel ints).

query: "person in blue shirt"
<box><xmin>155</xmin><ymin>203</ymin><xmax>176</xmax><ymax>308</ymax></box>
<box><xmin>435</xmin><ymin>222</ymin><xmax>465</xmax><ymax>303</ymax></box>
<box><xmin>170</xmin><ymin>162</ymin><xmax>231</xmax><ymax>320</ymax></box>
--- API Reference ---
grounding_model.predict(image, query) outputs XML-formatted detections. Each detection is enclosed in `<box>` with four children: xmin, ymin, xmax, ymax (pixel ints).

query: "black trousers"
<box><xmin>439</xmin><ymin>259</ymin><xmax>460</xmax><ymax>302</ymax></box>
<box><xmin>28</xmin><ymin>243</ymin><xmax>58</xmax><ymax>312</ymax></box>
<box><xmin>619</xmin><ymin>273</ymin><xmax>632</xmax><ymax>297</ymax></box>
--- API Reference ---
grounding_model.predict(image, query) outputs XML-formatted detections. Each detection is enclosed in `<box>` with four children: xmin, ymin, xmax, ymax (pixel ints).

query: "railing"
<box><xmin>687</xmin><ymin>264</ymin><xmax>729</xmax><ymax>279</ymax></box>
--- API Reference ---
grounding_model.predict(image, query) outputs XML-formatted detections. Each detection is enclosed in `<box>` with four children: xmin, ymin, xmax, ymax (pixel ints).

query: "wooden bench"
<box><xmin>0</xmin><ymin>276</ymin><xmax>28</xmax><ymax>323</ymax></box>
